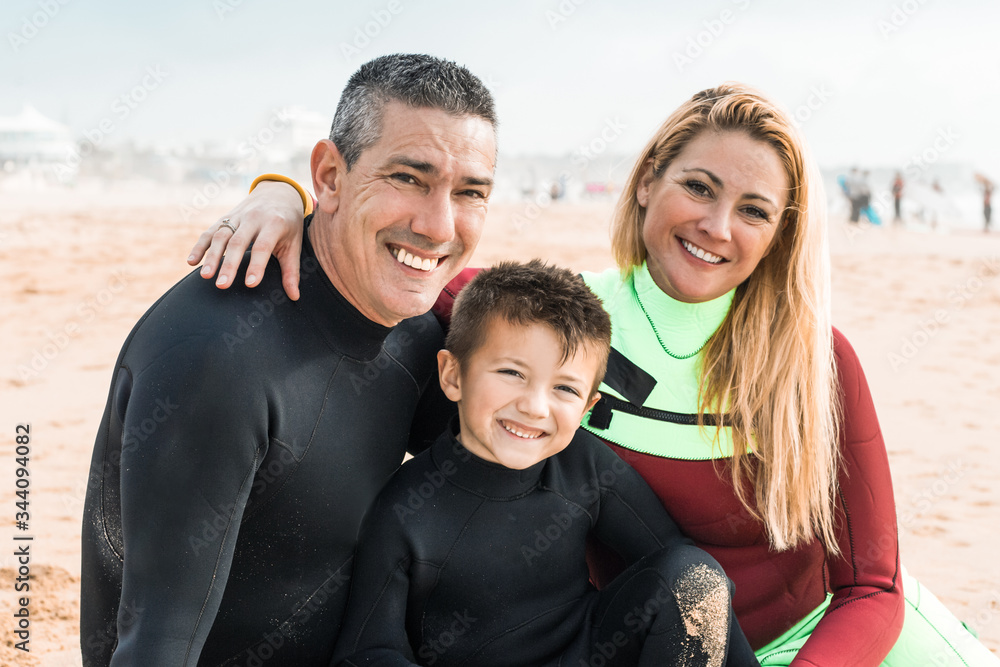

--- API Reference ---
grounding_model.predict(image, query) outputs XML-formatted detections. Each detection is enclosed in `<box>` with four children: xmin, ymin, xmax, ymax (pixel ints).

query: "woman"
<box><xmin>189</xmin><ymin>84</ymin><xmax>998</xmax><ymax>665</ymax></box>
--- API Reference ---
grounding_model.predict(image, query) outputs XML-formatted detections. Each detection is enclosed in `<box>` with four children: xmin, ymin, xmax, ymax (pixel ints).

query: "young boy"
<box><xmin>332</xmin><ymin>260</ymin><xmax>758</xmax><ymax>667</ymax></box>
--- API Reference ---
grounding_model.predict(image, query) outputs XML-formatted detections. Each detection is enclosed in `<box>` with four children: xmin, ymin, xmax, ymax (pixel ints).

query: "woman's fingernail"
<box><xmin>201</xmin><ymin>265</ymin><xmax>212</xmax><ymax>276</ymax></box>
<box><xmin>247</xmin><ymin>274</ymin><xmax>257</xmax><ymax>285</ymax></box>
<box><xmin>188</xmin><ymin>254</ymin><xmax>196</xmax><ymax>262</ymax></box>
<box><xmin>217</xmin><ymin>275</ymin><xmax>228</xmax><ymax>286</ymax></box>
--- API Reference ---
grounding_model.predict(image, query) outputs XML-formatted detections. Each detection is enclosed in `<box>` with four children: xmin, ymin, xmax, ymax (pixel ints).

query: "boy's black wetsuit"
<box><xmin>81</xmin><ymin>226</ymin><xmax>452</xmax><ymax>666</ymax></box>
<box><xmin>333</xmin><ymin>422</ymin><xmax>760</xmax><ymax>667</ymax></box>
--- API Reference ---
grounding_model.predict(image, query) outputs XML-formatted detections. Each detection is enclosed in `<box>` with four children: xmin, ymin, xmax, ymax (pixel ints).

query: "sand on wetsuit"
<box><xmin>333</xmin><ymin>261</ymin><xmax>759</xmax><ymax>667</ymax></box>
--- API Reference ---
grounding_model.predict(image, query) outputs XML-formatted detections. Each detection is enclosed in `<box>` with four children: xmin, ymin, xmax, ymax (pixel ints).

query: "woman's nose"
<box><xmin>696</xmin><ymin>207</ymin><xmax>733</xmax><ymax>242</ymax></box>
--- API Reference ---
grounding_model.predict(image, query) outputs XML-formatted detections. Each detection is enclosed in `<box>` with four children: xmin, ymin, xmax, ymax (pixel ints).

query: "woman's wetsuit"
<box><xmin>434</xmin><ymin>263</ymin><xmax>999</xmax><ymax>666</ymax></box>
<box><xmin>576</xmin><ymin>264</ymin><xmax>903</xmax><ymax>665</ymax></box>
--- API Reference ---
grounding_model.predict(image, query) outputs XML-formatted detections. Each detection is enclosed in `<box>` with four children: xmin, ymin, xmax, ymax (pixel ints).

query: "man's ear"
<box><xmin>437</xmin><ymin>349</ymin><xmax>463</xmax><ymax>403</ymax></box>
<box><xmin>311</xmin><ymin>140</ymin><xmax>346</xmax><ymax>214</ymax></box>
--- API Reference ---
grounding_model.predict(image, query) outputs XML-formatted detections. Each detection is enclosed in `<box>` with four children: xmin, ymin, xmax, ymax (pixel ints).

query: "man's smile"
<box><xmin>390</xmin><ymin>245</ymin><xmax>443</xmax><ymax>272</ymax></box>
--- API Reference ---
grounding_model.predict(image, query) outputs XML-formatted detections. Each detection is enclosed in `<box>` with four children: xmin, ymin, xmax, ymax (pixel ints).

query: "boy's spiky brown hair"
<box><xmin>446</xmin><ymin>259</ymin><xmax>611</xmax><ymax>393</ymax></box>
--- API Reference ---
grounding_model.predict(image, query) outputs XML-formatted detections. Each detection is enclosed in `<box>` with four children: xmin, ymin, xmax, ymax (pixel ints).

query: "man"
<box><xmin>81</xmin><ymin>54</ymin><xmax>496</xmax><ymax>666</ymax></box>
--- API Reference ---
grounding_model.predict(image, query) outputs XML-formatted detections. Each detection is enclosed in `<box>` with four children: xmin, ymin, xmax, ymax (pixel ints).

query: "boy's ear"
<box><xmin>311</xmin><ymin>139</ymin><xmax>346</xmax><ymax>215</ymax></box>
<box><xmin>437</xmin><ymin>350</ymin><xmax>463</xmax><ymax>403</ymax></box>
<box><xmin>584</xmin><ymin>391</ymin><xmax>601</xmax><ymax>415</ymax></box>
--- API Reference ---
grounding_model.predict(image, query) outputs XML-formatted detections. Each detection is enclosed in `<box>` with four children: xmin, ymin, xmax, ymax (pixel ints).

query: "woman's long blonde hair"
<box><xmin>612</xmin><ymin>83</ymin><xmax>841</xmax><ymax>554</ymax></box>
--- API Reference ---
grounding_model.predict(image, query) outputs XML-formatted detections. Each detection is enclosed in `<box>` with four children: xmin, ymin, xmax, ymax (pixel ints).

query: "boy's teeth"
<box><xmin>682</xmin><ymin>240</ymin><xmax>723</xmax><ymax>264</ymax></box>
<box><xmin>501</xmin><ymin>421</ymin><xmax>543</xmax><ymax>439</ymax></box>
<box><xmin>392</xmin><ymin>247</ymin><xmax>439</xmax><ymax>272</ymax></box>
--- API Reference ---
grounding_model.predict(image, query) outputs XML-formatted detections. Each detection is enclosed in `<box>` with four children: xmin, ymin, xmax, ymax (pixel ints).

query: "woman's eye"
<box><xmin>685</xmin><ymin>180</ymin><xmax>711</xmax><ymax>196</ymax></box>
<box><xmin>743</xmin><ymin>206</ymin><xmax>769</xmax><ymax>221</ymax></box>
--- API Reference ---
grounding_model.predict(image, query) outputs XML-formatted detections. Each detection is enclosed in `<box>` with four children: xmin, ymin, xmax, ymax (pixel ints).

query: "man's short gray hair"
<box><xmin>330</xmin><ymin>53</ymin><xmax>497</xmax><ymax>170</ymax></box>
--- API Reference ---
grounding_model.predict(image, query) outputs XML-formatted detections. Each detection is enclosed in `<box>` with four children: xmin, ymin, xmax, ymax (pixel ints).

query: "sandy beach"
<box><xmin>1</xmin><ymin>187</ymin><xmax>998</xmax><ymax>664</ymax></box>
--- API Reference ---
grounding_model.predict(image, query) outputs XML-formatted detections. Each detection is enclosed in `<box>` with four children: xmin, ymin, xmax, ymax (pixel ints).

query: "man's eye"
<box><xmin>391</xmin><ymin>173</ymin><xmax>418</xmax><ymax>185</ymax></box>
<box><xmin>459</xmin><ymin>189</ymin><xmax>487</xmax><ymax>199</ymax></box>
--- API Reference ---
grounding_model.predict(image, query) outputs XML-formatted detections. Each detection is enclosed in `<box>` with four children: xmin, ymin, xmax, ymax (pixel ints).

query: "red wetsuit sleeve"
<box><xmin>790</xmin><ymin>328</ymin><xmax>904</xmax><ymax>666</ymax></box>
<box><xmin>431</xmin><ymin>268</ymin><xmax>481</xmax><ymax>330</ymax></box>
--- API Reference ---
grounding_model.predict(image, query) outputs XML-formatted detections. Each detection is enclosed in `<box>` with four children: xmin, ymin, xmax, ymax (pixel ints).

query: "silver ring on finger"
<box><xmin>219</xmin><ymin>218</ymin><xmax>238</xmax><ymax>234</ymax></box>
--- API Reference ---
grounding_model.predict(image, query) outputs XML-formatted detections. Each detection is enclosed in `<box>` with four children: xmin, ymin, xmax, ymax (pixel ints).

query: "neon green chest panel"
<box><xmin>580</xmin><ymin>265</ymin><xmax>735</xmax><ymax>461</ymax></box>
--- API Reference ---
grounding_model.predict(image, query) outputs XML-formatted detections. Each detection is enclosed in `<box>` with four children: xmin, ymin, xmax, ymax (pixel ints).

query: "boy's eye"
<box><xmin>556</xmin><ymin>385</ymin><xmax>581</xmax><ymax>397</ymax></box>
<box><xmin>498</xmin><ymin>369</ymin><xmax>523</xmax><ymax>378</ymax></box>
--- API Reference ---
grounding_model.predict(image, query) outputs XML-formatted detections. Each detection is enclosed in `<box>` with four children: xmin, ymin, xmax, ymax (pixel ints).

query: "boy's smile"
<box><xmin>438</xmin><ymin>320</ymin><xmax>602</xmax><ymax>470</ymax></box>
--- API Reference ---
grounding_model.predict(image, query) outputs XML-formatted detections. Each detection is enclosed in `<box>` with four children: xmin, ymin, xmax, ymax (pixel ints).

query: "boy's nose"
<box><xmin>517</xmin><ymin>388</ymin><xmax>549</xmax><ymax>420</ymax></box>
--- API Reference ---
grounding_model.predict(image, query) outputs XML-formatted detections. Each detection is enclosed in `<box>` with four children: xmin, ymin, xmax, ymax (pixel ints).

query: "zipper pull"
<box><xmin>587</xmin><ymin>396</ymin><xmax>613</xmax><ymax>430</ymax></box>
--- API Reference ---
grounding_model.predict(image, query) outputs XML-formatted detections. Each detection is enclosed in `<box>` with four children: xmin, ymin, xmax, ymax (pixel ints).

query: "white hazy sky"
<box><xmin>3</xmin><ymin>0</ymin><xmax>999</xmax><ymax>174</ymax></box>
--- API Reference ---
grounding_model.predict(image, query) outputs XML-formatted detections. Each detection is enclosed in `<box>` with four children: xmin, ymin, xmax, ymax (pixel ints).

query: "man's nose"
<box><xmin>411</xmin><ymin>190</ymin><xmax>456</xmax><ymax>246</ymax></box>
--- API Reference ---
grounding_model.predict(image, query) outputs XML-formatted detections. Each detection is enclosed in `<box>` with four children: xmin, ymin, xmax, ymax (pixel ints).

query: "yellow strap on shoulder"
<box><xmin>250</xmin><ymin>173</ymin><xmax>314</xmax><ymax>217</ymax></box>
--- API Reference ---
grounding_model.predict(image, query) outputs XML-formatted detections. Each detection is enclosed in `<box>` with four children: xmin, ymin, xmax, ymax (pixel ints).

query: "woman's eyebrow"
<box><xmin>743</xmin><ymin>193</ymin><xmax>777</xmax><ymax>207</ymax></box>
<box><xmin>681</xmin><ymin>167</ymin><xmax>723</xmax><ymax>187</ymax></box>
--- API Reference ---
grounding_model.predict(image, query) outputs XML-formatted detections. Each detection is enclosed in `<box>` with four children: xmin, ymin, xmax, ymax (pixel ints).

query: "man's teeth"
<box><xmin>501</xmin><ymin>421</ymin><xmax>544</xmax><ymax>439</ymax></box>
<box><xmin>681</xmin><ymin>240</ymin><xmax>724</xmax><ymax>264</ymax></box>
<box><xmin>392</xmin><ymin>247</ymin><xmax>439</xmax><ymax>272</ymax></box>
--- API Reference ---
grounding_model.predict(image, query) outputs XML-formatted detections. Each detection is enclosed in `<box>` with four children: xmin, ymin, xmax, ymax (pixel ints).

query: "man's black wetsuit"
<box><xmin>81</xmin><ymin>224</ymin><xmax>453</xmax><ymax>666</ymax></box>
<box><xmin>332</xmin><ymin>421</ymin><xmax>760</xmax><ymax>667</ymax></box>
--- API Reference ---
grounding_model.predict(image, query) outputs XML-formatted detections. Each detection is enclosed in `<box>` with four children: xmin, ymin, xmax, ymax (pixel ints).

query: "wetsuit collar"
<box><xmin>298</xmin><ymin>215</ymin><xmax>393</xmax><ymax>361</ymax></box>
<box><xmin>633</xmin><ymin>262</ymin><xmax>735</xmax><ymax>358</ymax></box>
<box><xmin>431</xmin><ymin>418</ymin><xmax>544</xmax><ymax>499</ymax></box>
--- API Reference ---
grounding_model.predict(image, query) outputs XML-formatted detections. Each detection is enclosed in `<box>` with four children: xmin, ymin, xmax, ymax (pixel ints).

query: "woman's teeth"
<box><xmin>681</xmin><ymin>239</ymin><xmax>724</xmax><ymax>264</ymax></box>
<box><xmin>392</xmin><ymin>247</ymin><xmax>439</xmax><ymax>272</ymax></box>
<box><xmin>500</xmin><ymin>421</ymin><xmax>544</xmax><ymax>439</ymax></box>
